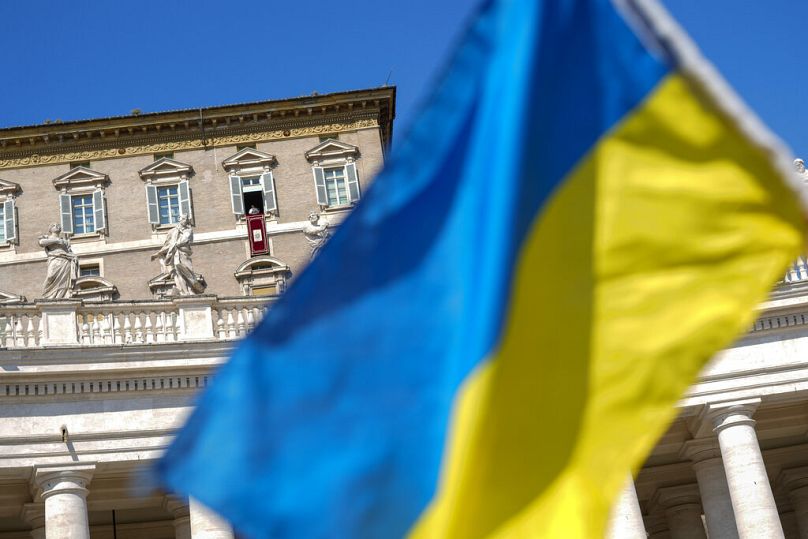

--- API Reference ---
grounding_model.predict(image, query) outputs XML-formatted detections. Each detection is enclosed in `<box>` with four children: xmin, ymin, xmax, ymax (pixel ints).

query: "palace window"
<box><xmin>71</xmin><ymin>194</ymin><xmax>95</xmax><ymax>234</ymax></box>
<box><xmin>157</xmin><ymin>185</ymin><xmax>182</xmax><ymax>225</ymax></box>
<box><xmin>222</xmin><ymin>148</ymin><xmax>278</xmax><ymax>218</ymax></box>
<box><xmin>0</xmin><ymin>179</ymin><xmax>20</xmax><ymax>246</ymax></box>
<box><xmin>79</xmin><ymin>262</ymin><xmax>101</xmax><ymax>277</ymax></box>
<box><xmin>305</xmin><ymin>138</ymin><xmax>361</xmax><ymax>209</ymax></box>
<box><xmin>138</xmin><ymin>157</ymin><xmax>194</xmax><ymax>228</ymax></box>
<box><xmin>52</xmin><ymin>166</ymin><xmax>109</xmax><ymax>237</ymax></box>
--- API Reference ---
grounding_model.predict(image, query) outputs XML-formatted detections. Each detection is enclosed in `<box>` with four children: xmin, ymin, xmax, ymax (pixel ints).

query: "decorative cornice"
<box><xmin>0</xmin><ymin>370</ymin><xmax>213</xmax><ymax>401</ymax></box>
<box><xmin>0</xmin><ymin>85</ymin><xmax>393</xmax><ymax>169</ymax></box>
<box><xmin>0</xmin><ymin>118</ymin><xmax>380</xmax><ymax>170</ymax></box>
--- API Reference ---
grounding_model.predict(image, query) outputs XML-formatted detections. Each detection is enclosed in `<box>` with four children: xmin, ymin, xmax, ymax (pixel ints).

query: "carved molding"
<box><xmin>0</xmin><ymin>119</ymin><xmax>379</xmax><ymax>170</ymax></box>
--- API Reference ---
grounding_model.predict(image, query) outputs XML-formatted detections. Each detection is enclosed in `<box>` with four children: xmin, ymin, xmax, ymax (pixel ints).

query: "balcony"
<box><xmin>0</xmin><ymin>295</ymin><xmax>272</xmax><ymax>349</ymax></box>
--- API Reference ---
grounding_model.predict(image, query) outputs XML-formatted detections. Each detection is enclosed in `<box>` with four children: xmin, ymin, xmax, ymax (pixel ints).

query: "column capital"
<box><xmin>680</xmin><ymin>437</ymin><xmax>721</xmax><ymax>464</ymax></box>
<box><xmin>649</xmin><ymin>483</ymin><xmax>702</xmax><ymax>513</ymax></box>
<box><xmin>31</xmin><ymin>463</ymin><xmax>95</xmax><ymax>501</ymax></box>
<box><xmin>704</xmin><ymin>398</ymin><xmax>761</xmax><ymax>434</ymax></box>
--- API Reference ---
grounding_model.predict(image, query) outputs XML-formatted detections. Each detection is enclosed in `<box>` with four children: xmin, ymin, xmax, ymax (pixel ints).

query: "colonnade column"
<box><xmin>708</xmin><ymin>399</ymin><xmax>784</xmax><ymax>539</ymax></box>
<box><xmin>33</xmin><ymin>463</ymin><xmax>95</xmax><ymax>539</ymax></box>
<box><xmin>650</xmin><ymin>484</ymin><xmax>707</xmax><ymax>539</ymax></box>
<box><xmin>681</xmin><ymin>438</ymin><xmax>739</xmax><ymax>539</ymax></box>
<box><xmin>190</xmin><ymin>498</ymin><xmax>234</xmax><ymax>539</ymax></box>
<box><xmin>605</xmin><ymin>475</ymin><xmax>647</xmax><ymax>539</ymax></box>
<box><xmin>777</xmin><ymin>466</ymin><xmax>808</xmax><ymax>539</ymax></box>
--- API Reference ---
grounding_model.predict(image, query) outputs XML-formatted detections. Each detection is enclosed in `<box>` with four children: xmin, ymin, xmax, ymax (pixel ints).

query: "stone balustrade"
<box><xmin>784</xmin><ymin>256</ymin><xmax>808</xmax><ymax>284</ymax></box>
<box><xmin>0</xmin><ymin>295</ymin><xmax>272</xmax><ymax>348</ymax></box>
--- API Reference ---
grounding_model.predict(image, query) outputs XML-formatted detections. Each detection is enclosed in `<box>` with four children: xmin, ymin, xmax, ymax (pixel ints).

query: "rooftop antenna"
<box><xmin>384</xmin><ymin>70</ymin><xmax>393</xmax><ymax>87</ymax></box>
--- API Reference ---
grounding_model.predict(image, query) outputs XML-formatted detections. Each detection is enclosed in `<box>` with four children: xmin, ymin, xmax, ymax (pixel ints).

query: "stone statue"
<box><xmin>39</xmin><ymin>224</ymin><xmax>79</xmax><ymax>299</ymax></box>
<box><xmin>795</xmin><ymin>159</ymin><xmax>808</xmax><ymax>183</ymax></box>
<box><xmin>150</xmin><ymin>215</ymin><xmax>206</xmax><ymax>295</ymax></box>
<box><xmin>303</xmin><ymin>211</ymin><xmax>330</xmax><ymax>259</ymax></box>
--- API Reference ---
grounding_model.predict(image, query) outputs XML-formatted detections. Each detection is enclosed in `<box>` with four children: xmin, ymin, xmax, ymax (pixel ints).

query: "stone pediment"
<box><xmin>234</xmin><ymin>256</ymin><xmax>289</xmax><ymax>278</ymax></box>
<box><xmin>0</xmin><ymin>289</ymin><xmax>26</xmax><ymax>304</ymax></box>
<box><xmin>222</xmin><ymin>148</ymin><xmax>276</xmax><ymax>172</ymax></box>
<box><xmin>0</xmin><ymin>178</ymin><xmax>21</xmax><ymax>197</ymax></box>
<box><xmin>138</xmin><ymin>158</ymin><xmax>193</xmax><ymax>182</ymax></box>
<box><xmin>52</xmin><ymin>167</ymin><xmax>109</xmax><ymax>191</ymax></box>
<box><xmin>72</xmin><ymin>277</ymin><xmax>118</xmax><ymax>301</ymax></box>
<box><xmin>305</xmin><ymin>139</ymin><xmax>359</xmax><ymax>163</ymax></box>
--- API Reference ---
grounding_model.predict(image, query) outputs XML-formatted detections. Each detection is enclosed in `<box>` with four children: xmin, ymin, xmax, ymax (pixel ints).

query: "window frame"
<box><xmin>223</xmin><ymin>150</ymin><xmax>278</xmax><ymax>220</ymax></box>
<box><xmin>138</xmin><ymin>157</ymin><xmax>195</xmax><ymax>230</ymax></box>
<box><xmin>305</xmin><ymin>138</ymin><xmax>361</xmax><ymax>211</ymax></box>
<box><xmin>51</xmin><ymin>166</ymin><xmax>109</xmax><ymax>239</ymax></box>
<box><xmin>311</xmin><ymin>160</ymin><xmax>360</xmax><ymax>210</ymax></box>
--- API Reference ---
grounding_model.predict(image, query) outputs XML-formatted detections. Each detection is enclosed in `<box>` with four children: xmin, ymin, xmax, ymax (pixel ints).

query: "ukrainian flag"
<box><xmin>157</xmin><ymin>0</ymin><xmax>806</xmax><ymax>537</ymax></box>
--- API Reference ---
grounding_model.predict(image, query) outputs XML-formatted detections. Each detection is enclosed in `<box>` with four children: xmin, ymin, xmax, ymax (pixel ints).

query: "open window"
<box><xmin>138</xmin><ymin>157</ymin><xmax>194</xmax><ymax>228</ymax></box>
<box><xmin>305</xmin><ymin>139</ymin><xmax>361</xmax><ymax>209</ymax></box>
<box><xmin>51</xmin><ymin>166</ymin><xmax>109</xmax><ymax>237</ymax></box>
<box><xmin>222</xmin><ymin>148</ymin><xmax>278</xmax><ymax>218</ymax></box>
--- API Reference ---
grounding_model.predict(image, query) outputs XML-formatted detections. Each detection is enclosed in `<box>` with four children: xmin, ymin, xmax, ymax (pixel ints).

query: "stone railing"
<box><xmin>784</xmin><ymin>257</ymin><xmax>808</xmax><ymax>284</ymax></box>
<box><xmin>0</xmin><ymin>295</ymin><xmax>273</xmax><ymax>349</ymax></box>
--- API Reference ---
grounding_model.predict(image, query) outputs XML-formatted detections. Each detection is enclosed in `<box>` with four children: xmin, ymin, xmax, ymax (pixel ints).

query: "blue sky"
<box><xmin>1</xmin><ymin>1</ymin><xmax>807</xmax><ymax>156</ymax></box>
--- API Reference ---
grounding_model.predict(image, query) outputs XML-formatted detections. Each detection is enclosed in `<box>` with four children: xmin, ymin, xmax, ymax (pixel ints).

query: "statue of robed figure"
<box><xmin>39</xmin><ymin>224</ymin><xmax>79</xmax><ymax>299</ymax></box>
<box><xmin>151</xmin><ymin>215</ymin><xmax>206</xmax><ymax>295</ymax></box>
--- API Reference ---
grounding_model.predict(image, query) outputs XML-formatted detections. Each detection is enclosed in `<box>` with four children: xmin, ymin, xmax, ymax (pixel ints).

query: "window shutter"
<box><xmin>261</xmin><ymin>172</ymin><xmax>277</xmax><ymax>213</ymax></box>
<box><xmin>178</xmin><ymin>179</ymin><xmax>192</xmax><ymax>220</ymax></box>
<box><xmin>92</xmin><ymin>189</ymin><xmax>105</xmax><ymax>232</ymax></box>
<box><xmin>313</xmin><ymin>167</ymin><xmax>327</xmax><ymax>206</ymax></box>
<box><xmin>3</xmin><ymin>199</ymin><xmax>15</xmax><ymax>243</ymax></box>
<box><xmin>229</xmin><ymin>175</ymin><xmax>244</xmax><ymax>216</ymax></box>
<box><xmin>146</xmin><ymin>184</ymin><xmax>159</xmax><ymax>225</ymax></box>
<box><xmin>59</xmin><ymin>193</ymin><xmax>73</xmax><ymax>234</ymax></box>
<box><xmin>345</xmin><ymin>163</ymin><xmax>360</xmax><ymax>202</ymax></box>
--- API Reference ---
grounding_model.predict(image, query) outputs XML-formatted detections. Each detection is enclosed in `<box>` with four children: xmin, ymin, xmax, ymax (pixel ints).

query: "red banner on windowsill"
<box><xmin>247</xmin><ymin>214</ymin><xmax>269</xmax><ymax>255</ymax></box>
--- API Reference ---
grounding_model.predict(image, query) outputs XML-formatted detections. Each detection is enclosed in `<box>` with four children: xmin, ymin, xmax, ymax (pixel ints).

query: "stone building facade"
<box><xmin>0</xmin><ymin>88</ymin><xmax>394</xmax><ymax>538</ymax></box>
<box><xmin>0</xmin><ymin>87</ymin><xmax>394</xmax><ymax>301</ymax></box>
<box><xmin>3</xmin><ymin>87</ymin><xmax>808</xmax><ymax>539</ymax></box>
<box><xmin>608</xmin><ymin>269</ymin><xmax>808</xmax><ymax>535</ymax></box>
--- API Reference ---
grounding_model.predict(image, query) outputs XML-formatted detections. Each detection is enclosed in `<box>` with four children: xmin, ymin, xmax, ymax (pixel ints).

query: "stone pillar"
<box><xmin>164</xmin><ymin>496</ymin><xmax>192</xmax><ymax>539</ymax></box>
<box><xmin>681</xmin><ymin>438</ymin><xmax>739</xmax><ymax>539</ymax></box>
<box><xmin>189</xmin><ymin>498</ymin><xmax>234</xmax><ymax>539</ymax></box>
<box><xmin>605</xmin><ymin>476</ymin><xmax>647</xmax><ymax>539</ymax></box>
<box><xmin>777</xmin><ymin>466</ymin><xmax>808</xmax><ymax>539</ymax></box>
<box><xmin>174</xmin><ymin>296</ymin><xmax>216</xmax><ymax>340</ymax></box>
<box><xmin>33</xmin><ymin>463</ymin><xmax>95</xmax><ymax>539</ymax></box>
<box><xmin>36</xmin><ymin>300</ymin><xmax>81</xmax><ymax>345</ymax></box>
<box><xmin>709</xmin><ymin>399</ymin><xmax>784</xmax><ymax>539</ymax></box>
<box><xmin>650</xmin><ymin>484</ymin><xmax>707</xmax><ymax>539</ymax></box>
<box><xmin>20</xmin><ymin>503</ymin><xmax>45</xmax><ymax>539</ymax></box>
